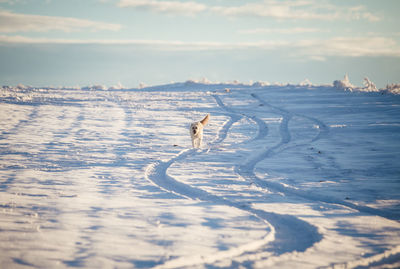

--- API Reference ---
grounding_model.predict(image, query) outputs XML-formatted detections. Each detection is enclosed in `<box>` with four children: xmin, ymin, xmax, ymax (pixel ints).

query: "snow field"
<box><xmin>1</xmin><ymin>82</ymin><xmax>400</xmax><ymax>268</ymax></box>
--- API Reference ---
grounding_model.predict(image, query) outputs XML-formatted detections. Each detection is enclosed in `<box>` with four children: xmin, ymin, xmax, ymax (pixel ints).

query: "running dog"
<box><xmin>190</xmin><ymin>114</ymin><xmax>210</xmax><ymax>148</ymax></box>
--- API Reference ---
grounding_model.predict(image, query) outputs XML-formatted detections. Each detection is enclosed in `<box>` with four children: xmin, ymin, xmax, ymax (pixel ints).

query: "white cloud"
<box><xmin>116</xmin><ymin>0</ymin><xmax>380</xmax><ymax>22</ymax></box>
<box><xmin>239</xmin><ymin>27</ymin><xmax>324</xmax><ymax>35</ymax></box>
<box><xmin>211</xmin><ymin>1</ymin><xmax>326</xmax><ymax>20</ymax></box>
<box><xmin>296</xmin><ymin>37</ymin><xmax>400</xmax><ymax>59</ymax></box>
<box><xmin>347</xmin><ymin>5</ymin><xmax>380</xmax><ymax>22</ymax></box>
<box><xmin>0</xmin><ymin>34</ymin><xmax>289</xmax><ymax>50</ymax></box>
<box><xmin>0</xmin><ymin>10</ymin><xmax>122</xmax><ymax>33</ymax></box>
<box><xmin>117</xmin><ymin>0</ymin><xmax>207</xmax><ymax>15</ymax></box>
<box><xmin>0</xmin><ymin>35</ymin><xmax>219</xmax><ymax>48</ymax></box>
<box><xmin>2</xmin><ymin>35</ymin><xmax>399</xmax><ymax>59</ymax></box>
<box><xmin>212</xmin><ymin>0</ymin><xmax>380</xmax><ymax>21</ymax></box>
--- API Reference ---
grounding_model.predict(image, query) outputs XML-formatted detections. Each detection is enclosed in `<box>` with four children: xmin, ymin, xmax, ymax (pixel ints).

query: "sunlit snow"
<box><xmin>1</xmin><ymin>78</ymin><xmax>399</xmax><ymax>268</ymax></box>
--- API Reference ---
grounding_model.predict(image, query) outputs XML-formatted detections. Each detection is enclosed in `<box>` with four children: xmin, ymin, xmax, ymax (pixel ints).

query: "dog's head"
<box><xmin>190</xmin><ymin>122</ymin><xmax>202</xmax><ymax>136</ymax></box>
<box><xmin>190</xmin><ymin>114</ymin><xmax>210</xmax><ymax>137</ymax></box>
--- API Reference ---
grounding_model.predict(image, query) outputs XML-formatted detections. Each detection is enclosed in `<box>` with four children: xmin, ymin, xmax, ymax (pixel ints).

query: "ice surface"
<box><xmin>0</xmin><ymin>81</ymin><xmax>399</xmax><ymax>268</ymax></box>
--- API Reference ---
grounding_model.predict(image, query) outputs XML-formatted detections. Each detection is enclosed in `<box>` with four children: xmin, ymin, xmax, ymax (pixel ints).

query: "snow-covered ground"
<box><xmin>1</xmin><ymin>80</ymin><xmax>400</xmax><ymax>268</ymax></box>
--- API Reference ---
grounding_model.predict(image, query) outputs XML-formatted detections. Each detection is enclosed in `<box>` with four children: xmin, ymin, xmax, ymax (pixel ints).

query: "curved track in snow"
<box><xmin>212</xmin><ymin>91</ymin><xmax>400</xmax><ymax>267</ymax></box>
<box><xmin>143</xmin><ymin>90</ymin><xmax>400</xmax><ymax>267</ymax></box>
<box><xmin>145</xmin><ymin>94</ymin><xmax>322</xmax><ymax>268</ymax></box>
<box><xmin>246</xmin><ymin>93</ymin><xmax>397</xmax><ymax>221</ymax></box>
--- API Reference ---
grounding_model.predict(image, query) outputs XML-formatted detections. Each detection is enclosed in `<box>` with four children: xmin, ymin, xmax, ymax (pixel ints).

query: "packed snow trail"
<box><xmin>145</xmin><ymin>150</ymin><xmax>321</xmax><ymax>268</ymax></box>
<box><xmin>210</xmin><ymin>94</ymin><xmax>243</xmax><ymax>144</ymax></box>
<box><xmin>212</xmin><ymin>94</ymin><xmax>269</xmax><ymax>143</ymax></box>
<box><xmin>145</xmin><ymin>94</ymin><xmax>322</xmax><ymax>267</ymax></box>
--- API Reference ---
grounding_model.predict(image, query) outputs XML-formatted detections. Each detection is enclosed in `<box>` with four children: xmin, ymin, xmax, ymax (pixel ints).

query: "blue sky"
<box><xmin>0</xmin><ymin>0</ymin><xmax>399</xmax><ymax>88</ymax></box>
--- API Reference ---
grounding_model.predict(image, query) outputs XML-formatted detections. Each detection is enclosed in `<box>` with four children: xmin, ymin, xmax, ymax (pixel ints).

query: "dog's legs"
<box><xmin>193</xmin><ymin>138</ymin><xmax>200</xmax><ymax>148</ymax></box>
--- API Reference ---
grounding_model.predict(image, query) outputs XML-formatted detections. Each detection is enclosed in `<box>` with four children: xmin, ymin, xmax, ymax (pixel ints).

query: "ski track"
<box><xmin>146</xmin><ymin>93</ymin><xmax>322</xmax><ymax>268</ymax></box>
<box><xmin>248</xmin><ymin>93</ymin><xmax>397</xmax><ymax>221</ymax></box>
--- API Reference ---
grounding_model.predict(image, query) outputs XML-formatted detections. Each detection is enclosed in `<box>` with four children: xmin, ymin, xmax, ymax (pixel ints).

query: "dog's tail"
<box><xmin>200</xmin><ymin>114</ymin><xmax>210</xmax><ymax>126</ymax></box>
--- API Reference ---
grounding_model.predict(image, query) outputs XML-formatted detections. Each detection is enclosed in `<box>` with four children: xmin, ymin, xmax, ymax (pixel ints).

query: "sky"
<box><xmin>0</xmin><ymin>0</ymin><xmax>399</xmax><ymax>88</ymax></box>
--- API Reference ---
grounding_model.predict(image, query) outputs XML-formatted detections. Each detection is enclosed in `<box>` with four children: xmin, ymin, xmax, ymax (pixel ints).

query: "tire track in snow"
<box><xmin>144</xmin><ymin>105</ymin><xmax>274</xmax><ymax>266</ymax></box>
<box><xmin>145</xmin><ymin>147</ymin><xmax>321</xmax><ymax>268</ymax></box>
<box><xmin>146</xmin><ymin>155</ymin><xmax>275</xmax><ymax>267</ymax></box>
<box><xmin>212</xmin><ymin>94</ymin><xmax>322</xmax><ymax>252</ymax></box>
<box><xmin>251</xmin><ymin>92</ymin><xmax>341</xmax><ymax>173</ymax></box>
<box><xmin>210</xmin><ymin>94</ymin><xmax>243</xmax><ymax>144</ymax></box>
<box><xmin>334</xmin><ymin>245</ymin><xmax>400</xmax><ymax>269</ymax></box>
<box><xmin>216</xmin><ymin>92</ymin><xmax>400</xmax><ymax>266</ymax></box>
<box><xmin>145</xmin><ymin>94</ymin><xmax>322</xmax><ymax>268</ymax></box>
<box><xmin>248</xmin><ymin>93</ymin><xmax>397</xmax><ymax>221</ymax></box>
<box><xmin>212</xmin><ymin>94</ymin><xmax>269</xmax><ymax>144</ymax></box>
<box><xmin>251</xmin><ymin>92</ymin><xmax>329</xmax><ymax>142</ymax></box>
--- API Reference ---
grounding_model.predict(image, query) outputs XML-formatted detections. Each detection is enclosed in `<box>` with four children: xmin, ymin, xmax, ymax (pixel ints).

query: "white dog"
<box><xmin>190</xmin><ymin>114</ymin><xmax>210</xmax><ymax>148</ymax></box>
